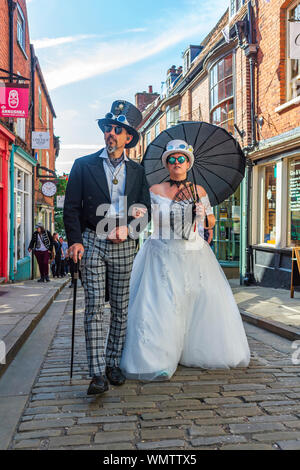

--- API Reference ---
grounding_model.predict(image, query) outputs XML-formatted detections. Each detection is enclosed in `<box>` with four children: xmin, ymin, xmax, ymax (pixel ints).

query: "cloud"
<box><xmin>60</xmin><ymin>144</ymin><xmax>100</xmax><ymax>150</ymax></box>
<box><xmin>42</xmin><ymin>2</ymin><xmax>228</xmax><ymax>90</ymax></box>
<box><xmin>58</xmin><ymin>109</ymin><xmax>81</xmax><ymax>121</ymax></box>
<box><xmin>32</xmin><ymin>35</ymin><xmax>98</xmax><ymax>49</ymax></box>
<box><xmin>32</xmin><ymin>29</ymin><xmax>148</xmax><ymax>50</ymax></box>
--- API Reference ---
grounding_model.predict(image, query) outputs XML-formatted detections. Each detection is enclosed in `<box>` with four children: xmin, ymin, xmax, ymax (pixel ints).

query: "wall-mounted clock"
<box><xmin>41</xmin><ymin>180</ymin><xmax>57</xmax><ymax>197</ymax></box>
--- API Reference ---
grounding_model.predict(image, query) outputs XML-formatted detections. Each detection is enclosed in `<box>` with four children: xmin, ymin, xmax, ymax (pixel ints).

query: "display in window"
<box><xmin>264</xmin><ymin>164</ymin><xmax>276</xmax><ymax>244</ymax></box>
<box><xmin>289</xmin><ymin>158</ymin><xmax>300</xmax><ymax>246</ymax></box>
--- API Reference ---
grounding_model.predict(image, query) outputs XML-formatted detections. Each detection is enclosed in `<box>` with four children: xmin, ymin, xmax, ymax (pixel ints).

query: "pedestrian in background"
<box><xmin>52</xmin><ymin>233</ymin><xmax>63</xmax><ymax>278</ymax></box>
<box><xmin>59</xmin><ymin>236</ymin><xmax>68</xmax><ymax>276</ymax></box>
<box><xmin>28</xmin><ymin>222</ymin><xmax>53</xmax><ymax>282</ymax></box>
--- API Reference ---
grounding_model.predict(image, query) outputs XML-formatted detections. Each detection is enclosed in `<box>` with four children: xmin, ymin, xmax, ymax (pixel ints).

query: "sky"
<box><xmin>26</xmin><ymin>0</ymin><xmax>229</xmax><ymax>174</ymax></box>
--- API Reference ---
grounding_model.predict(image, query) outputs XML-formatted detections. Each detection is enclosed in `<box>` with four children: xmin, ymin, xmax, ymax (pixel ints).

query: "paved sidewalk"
<box><xmin>7</xmin><ymin>285</ymin><xmax>300</xmax><ymax>451</ymax></box>
<box><xmin>0</xmin><ymin>277</ymin><xmax>70</xmax><ymax>376</ymax></box>
<box><xmin>230</xmin><ymin>280</ymin><xmax>300</xmax><ymax>340</ymax></box>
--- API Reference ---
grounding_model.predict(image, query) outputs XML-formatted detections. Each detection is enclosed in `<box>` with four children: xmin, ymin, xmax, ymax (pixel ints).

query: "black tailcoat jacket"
<box><xmin>63</xmin><ymin>149</ymin><xmax>152</xmax><ymax>247</ymax></box>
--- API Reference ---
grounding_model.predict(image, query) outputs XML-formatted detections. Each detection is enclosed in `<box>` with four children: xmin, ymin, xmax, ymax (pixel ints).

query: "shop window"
<box><xmin>288</xmin><ymin>156</ymin><xmax>300</xmax><ymax>247</ymax></box>
<box><xmin>287</xmin><ymin>2</ymin><xmax>300</xmax><ymax>100</ymax></box>
<box><xmin>14</xmin><ymin>167</ymin><xmax>30</xmax><ymax>262</ymax></box>
<box><xmin>210</xmin><ymin>54</ymin><xmax>234</xmax><ymax>134</ymax></box>
<box><xmin>213</xmin><ymin>187</ymin><xmax>240</xmax><ymax>263</ymax></box>
<box><xmin>259</xmin><ymin>163</ymin><xmax>277</xmax><ymax>244</ymax></box>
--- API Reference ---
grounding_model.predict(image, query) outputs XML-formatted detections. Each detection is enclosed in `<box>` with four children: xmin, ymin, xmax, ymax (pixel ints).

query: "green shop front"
<box><xmin>9</xmin><ymin>145</ymin><xmax>36</xmax><ymax>281</ymax></box>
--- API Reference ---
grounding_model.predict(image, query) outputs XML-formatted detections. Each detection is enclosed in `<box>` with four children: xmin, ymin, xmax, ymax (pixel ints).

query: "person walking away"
<box><xmin>53</xmin><ymin>233</ymin><xmax>63</xmax><ymax>278</ymax></box>
<box><xmin>28</xmin><ymin>222</ymin><xmax>53</xmax><ymax>282</ymax></box>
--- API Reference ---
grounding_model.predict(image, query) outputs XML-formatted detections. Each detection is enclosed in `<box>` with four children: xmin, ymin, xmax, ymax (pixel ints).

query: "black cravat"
<box><xmin>109</xmin><ymin>154</ymin><xmax>124</xmax><ymax>168</ymax></box>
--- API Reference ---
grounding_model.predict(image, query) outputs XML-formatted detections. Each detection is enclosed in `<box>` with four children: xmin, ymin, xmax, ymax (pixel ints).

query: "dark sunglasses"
<box><xmin>167</xmin><ymin>155</ymin><xmax>189</xmax><ymax>164</ymax></box>
<box><xmin>104</xmin><ymin>124</ymin><xmax>124</xmax><ymax>135</ymax></box>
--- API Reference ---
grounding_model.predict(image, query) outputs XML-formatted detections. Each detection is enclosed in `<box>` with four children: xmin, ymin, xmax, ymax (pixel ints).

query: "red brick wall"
<box><xmin>254</xmin><ymin>0</ymin><xmax>300</xmax><ymax>141</ymax></box>
<box><xmin>0</xmin><ymin>0</ymin><xmax>32</xmax><ymax>152</ymax></box>
<box><xmin>33</xmin><ymin>67</ymin><xmax>56</xmax><ymax>209</ymax></box>
<box><xmin>0</xmin><ymin>0</ymin><xmax>9</xmax><ymax>72</ymax></box>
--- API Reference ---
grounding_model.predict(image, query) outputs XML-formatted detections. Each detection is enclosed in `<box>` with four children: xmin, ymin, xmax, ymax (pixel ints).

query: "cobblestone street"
<box><xmin>6</xmin><ymin>285</ymin><xmax>300</xmax><ymax>451</ymax></box>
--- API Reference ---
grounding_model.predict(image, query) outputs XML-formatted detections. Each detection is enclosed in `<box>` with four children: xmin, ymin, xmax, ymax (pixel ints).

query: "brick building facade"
<box><xmin>0</xmin><ymin>0</ymin><xmax>58</xmax><ymax>282</ymax></box>
<box><xmin>129</xmin><ymin>0</ymin><xmax>300</xmax><ymax>287</ymax></box>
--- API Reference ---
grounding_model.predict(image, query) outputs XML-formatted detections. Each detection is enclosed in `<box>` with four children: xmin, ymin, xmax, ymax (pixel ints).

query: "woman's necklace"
<box><xmin>106</xmin><ymin>159</ymin><xmax>124</xmax><ymax>185</ymax></box>
<box><xmin>167</xmin><ymin>177</ymin><xmax>188</xmax><ymax>188</ymax></box>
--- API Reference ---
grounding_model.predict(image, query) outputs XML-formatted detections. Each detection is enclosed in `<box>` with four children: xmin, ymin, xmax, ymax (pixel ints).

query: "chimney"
<box><xmin>148</xmin><ymin>85</ymin><xmax>153</xmax><ymax>94</ymax></box>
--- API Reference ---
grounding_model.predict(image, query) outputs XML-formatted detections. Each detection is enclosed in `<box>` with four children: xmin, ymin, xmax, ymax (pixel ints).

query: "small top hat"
<box><xmin>97</xmin><ymin>100</ymin><xmax>142</xmax><ymax>148</ymax></box>
<box><xmin>161</xmin><ymin>139</ymin><xmax>194</xmax><ymax>169</ymax></box>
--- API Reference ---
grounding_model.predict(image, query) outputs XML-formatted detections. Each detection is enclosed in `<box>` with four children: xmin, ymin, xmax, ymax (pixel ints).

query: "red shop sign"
<box><xmin>0</xmin><ymin>84</ymin><xmax>29</xmax><ymax>118</ymax></box>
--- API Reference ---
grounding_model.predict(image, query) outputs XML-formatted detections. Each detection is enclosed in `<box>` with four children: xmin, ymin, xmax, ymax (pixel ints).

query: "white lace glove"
<box><xmin>195</xmin><ymin>202</ymin><xmax>205</xmax><ymax>223</ymax></box>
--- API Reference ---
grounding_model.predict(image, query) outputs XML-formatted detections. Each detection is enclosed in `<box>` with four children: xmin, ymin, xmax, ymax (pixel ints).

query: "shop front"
<box><xmin>10</xmin><ymin>146</ymin><xmax>36</xmax><ymax>281</ymax></box>
<box><xmin>212</xmin><ymin>186</ymin><xmax>241</xmax><ymax>278</ymax></box>
<box><xmin>0</xmin><ymin>124</ymin><xmax>15</xmax><ymax>281</ymax></box>
<box><xmin>251</xmin><ymin>149</ymin><xmax>300</xmax><ymax>288</ymax></box>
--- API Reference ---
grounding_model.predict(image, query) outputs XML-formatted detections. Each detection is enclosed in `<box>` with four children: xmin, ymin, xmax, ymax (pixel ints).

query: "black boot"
<box><xmin>45</xmin><ymin>275</ymin><xmax>50</xmax><ymax>282</ymax></box>
<box><xmin>37</xmin><ymin>277</ymin><xmax>45</xmax><ymax>282</ymax></box>
<box><xmin>106</xmin><ymin>366</ymin><xmax>126</xmax><ymax>386</ymax></box>
<box><xmin>87</xmin><ymin>375</ymin><xmax>109</xmax><ymax>395</ymax></box>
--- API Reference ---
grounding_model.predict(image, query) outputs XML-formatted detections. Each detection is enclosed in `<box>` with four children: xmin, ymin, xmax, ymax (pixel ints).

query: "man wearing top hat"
<box><xmin>64</xmin><ymin>100</ymin><xmax>151</xmax><ymax>395</ymax></box>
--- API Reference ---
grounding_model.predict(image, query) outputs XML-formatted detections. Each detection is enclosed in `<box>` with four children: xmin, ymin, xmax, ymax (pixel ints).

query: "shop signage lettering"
<box><xmin>290</xmin><ymin>161</ymin><xmax>300</xmax><ymax>212</ymax></box>
<box><xmin>0</xmin><ymin>84</ymin><xmax>29</xmax><ymax>118</ymax></box>
<box><xmin>32</xmin><ymin>131</ymin><xmax>50</xmax><ymax>149</ymax></box>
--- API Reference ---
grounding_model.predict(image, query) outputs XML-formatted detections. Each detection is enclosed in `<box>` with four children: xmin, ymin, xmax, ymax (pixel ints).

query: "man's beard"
<box><xmin>106</xmin><ymin>144</ymin><xmax>117</xmax><ymax>154</ymax></box>
<box><xmin>106</xmin><ymin>137</ymin><xmax>117</xmax><ymax>154</ymax></box>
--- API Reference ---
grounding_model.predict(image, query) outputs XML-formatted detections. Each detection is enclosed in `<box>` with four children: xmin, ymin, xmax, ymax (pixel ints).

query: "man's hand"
<box><xmin>107</xmin><ymin>226</ymin><xmax>129</xmax><ymax>243</ymax></box>
<box><xmin>68</xmin><ymin>243</ymin><xmax>84</xmax><ymax>263</ymax></box>
<box><xmin>131</xmin><ymin>206</ymin><xmax>147</xmax><ymax>219</ymax></box>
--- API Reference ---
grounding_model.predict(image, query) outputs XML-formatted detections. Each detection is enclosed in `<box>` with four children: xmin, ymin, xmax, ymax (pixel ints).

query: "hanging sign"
<box><xmin>56</xmin><ymin>195</ymin><xmax>65</xmax><ymax>208</ymax></box>
<box><xmin>0</xmin><ymin>84</ymin><xmax>29</xmax><ymax>118</ymax></box>
<box><xmin>32</xmin><ymin>131</ymin><xmax>50</xmax><ymax>149</ymax></box>
<box><xmin>289</xmin><ymin>21</ymin><xmax>300</xmax><ymax>59</ymax></box>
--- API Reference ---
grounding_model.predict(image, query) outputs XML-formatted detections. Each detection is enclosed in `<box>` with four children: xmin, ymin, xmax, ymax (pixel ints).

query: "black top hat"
<box><xmin>97</xmin><ymin>100</ymin><xmax>142</xmax><ymax>148</ymax></box>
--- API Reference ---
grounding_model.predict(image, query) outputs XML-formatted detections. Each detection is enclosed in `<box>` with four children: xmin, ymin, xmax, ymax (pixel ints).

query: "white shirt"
<box><xmin>99</xmin><ymin>148</ymin><xmax>129</xmax><ymax>217</ymax></box>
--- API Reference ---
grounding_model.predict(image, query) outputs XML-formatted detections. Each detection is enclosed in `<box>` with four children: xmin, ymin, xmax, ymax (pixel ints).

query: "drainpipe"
<box><xmin>8</xmin><ymin>0</ymin><xmax>16</xmax><ymax>83</ymax></box>
<box><xmin>31</xmin><ymin>47</ymin><xmax>36</xmax><ymax>280</ymax></box>
<box><xmin>9</xmin><ymin>144</ymin><xmax>15</xmax><ymax>281</ymax></box>
<box><xmin>242</xmin><ymin>2</ymin><xmax>258</xmax><ymax>286</ymax></box>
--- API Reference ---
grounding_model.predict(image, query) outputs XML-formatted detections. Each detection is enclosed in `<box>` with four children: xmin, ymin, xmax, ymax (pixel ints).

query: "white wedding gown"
<box><xmin>120</xmin><ymin>193</ymin><xmax>250</xmax><ymax>381</ymax></box>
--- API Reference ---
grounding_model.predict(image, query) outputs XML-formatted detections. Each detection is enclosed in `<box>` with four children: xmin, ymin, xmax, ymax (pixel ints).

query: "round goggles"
<box><xmin>105</xmin><ymin>112</ymin><xmax>129</xmax><ymax>125</ymax></box>
<box><xmin>104</xmin><ymin>124</ymin><xmax>124</xmax><ymax>135</ymax></box>
<box><xmin>167</xmin><ymin>155</ymin><xmax>189</xmax><ymax>164</ymax></box>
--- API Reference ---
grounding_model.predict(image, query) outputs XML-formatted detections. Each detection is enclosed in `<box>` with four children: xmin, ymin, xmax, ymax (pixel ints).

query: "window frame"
<box><xmin>230</xmin><ymin>0</ymin><xmax>245</xmax><ymax>18</ymax></box>
<box><xmin>286</xmin><ymin>1</ymin><xmax>300</xmax><ymax>101</ymax></box>
<box><xmin>209</xmin><ymin>52</ymin><xmax>235</xmax><ymax>134</ymax></box>
<box><xmin>16</xmin><ymin>3</ymin><xmax>26</xmax><ymax>52</ymax></box>
<box><xmin>39</xmin><ymin>86</ymin><xmax>43</xmax><ymax>121</ymax></box>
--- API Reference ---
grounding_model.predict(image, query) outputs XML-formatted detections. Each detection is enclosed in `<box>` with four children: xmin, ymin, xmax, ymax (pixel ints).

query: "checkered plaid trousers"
<box><xmin>80</xmin><ymin>228</ymin><xmax>136</xmax><ymax>377</ymax></box>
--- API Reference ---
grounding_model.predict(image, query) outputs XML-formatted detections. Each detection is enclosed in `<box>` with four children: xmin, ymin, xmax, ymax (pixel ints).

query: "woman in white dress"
<box><xmin>121</xmin><ymin>139</ymin><xmax>250</xmax><ymax>381</ymax></box>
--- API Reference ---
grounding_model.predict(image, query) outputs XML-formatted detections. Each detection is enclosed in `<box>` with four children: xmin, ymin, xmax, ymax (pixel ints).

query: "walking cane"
<box><xmin>70</xmin><ymin>258</ymin><xmax>81</xmax><ymax>380</ymax></box>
